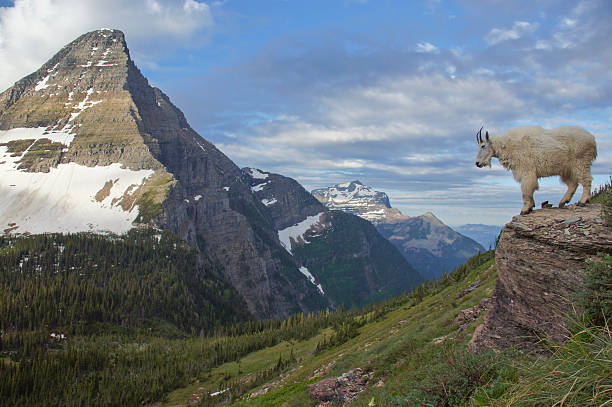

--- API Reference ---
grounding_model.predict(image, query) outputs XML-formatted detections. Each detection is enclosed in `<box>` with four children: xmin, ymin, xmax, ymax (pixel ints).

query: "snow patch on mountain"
<box><xmin>0</xmin><ymin>147</ymin><xmax>154</xmax><ymax>234</ymax></box>
<box><xmin>277</xmin><ymin>212</ymin><xmax>325</xmax><ymax>255</ymax></box>
<box><xmin>34</xmin><ymin>74</ymin><xmax>52</xmax><ymax>91</ymax></box>
<box><xmin>246</xmin><ymin>168</ymin><xmax>269</xmax><ymax>180</ymax></box>
<box><xmin>68</xmin><ymin>88</ymin><xmax>102</xmax><ymax>122</ymax></box>
<box><xmin>298</xmin><ymin>266</ymin><xmax>324</xmax><ymax>294</ymax></box>
<box><xmin>251</xmin><ymin>181</ymin><xmax>269</xmax><ymax>192</ymax></box>
<box><xmin>95</xmin><ymin>60</ymin><xmax>117</xmax><ymax>67</ymax></box>
<box><xmin>0</xmin><ymin>127</ymin><xmax>75</xmax><ymax>147</ymax></box>
<box><xmin>261</xmin><ymin>198</ymin><xmax>277</xmax><ymax>206</ymax></box>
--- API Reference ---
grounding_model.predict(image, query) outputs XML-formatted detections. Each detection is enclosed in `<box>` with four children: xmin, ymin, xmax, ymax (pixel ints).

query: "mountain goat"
<box><xmin>474</xmin><ymin>126</ymin><xmax>597</xmax><ymax>215</ymax></box>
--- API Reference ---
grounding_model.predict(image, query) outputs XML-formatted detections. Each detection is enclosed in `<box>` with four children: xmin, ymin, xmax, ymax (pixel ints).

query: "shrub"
<box><xmin>487</xmin><ymin>322</ymin><xmax>612</xmax><ymax>407</ymax></box>
<box><xmin>576</xmin><ymin>254</ymin><xmax>612</xmax><ymax>326</ymax></box>
<box><xmin>395</xmin><ymin>347</ymin><xmax>502</xmax><ymax>407</ymax></box>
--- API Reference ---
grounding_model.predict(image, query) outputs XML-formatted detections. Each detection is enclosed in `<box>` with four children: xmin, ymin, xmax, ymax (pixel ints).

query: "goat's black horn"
<box><xmin>476</xmin><ymin>126</ymin><xmax>483</xmax><ymax>143</ymax></box>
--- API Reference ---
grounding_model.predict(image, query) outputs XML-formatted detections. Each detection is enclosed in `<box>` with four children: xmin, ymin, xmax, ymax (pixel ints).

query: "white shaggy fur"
<box><xmin>475</xmin><ymin>126</ymin><xmax>597</xmax><ymax>215</ymax></box>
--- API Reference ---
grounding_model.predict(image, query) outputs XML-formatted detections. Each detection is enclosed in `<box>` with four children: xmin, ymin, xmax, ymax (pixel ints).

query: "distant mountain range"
<box><xmin>312</xmin><ymin>181</ymin><xmax>485</xmax><ymax>279</ymax></box>
<box><xmin>453</xmin><ymin>224</ymin><xmax>502</xmax><ymax>250</ymax></box>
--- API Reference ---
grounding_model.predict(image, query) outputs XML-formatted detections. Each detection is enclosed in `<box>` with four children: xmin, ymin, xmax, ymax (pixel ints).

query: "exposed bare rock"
<box><xmin>307</xmin><ymin>368</ymin><xmax>371</xmax><ymax>405</ymax></box>
<box><xmin>472</xmin><ymin>203</ymin><xmax>611</xmax><ymax>353</ymax></box>
<box><xmin>458</xmin><ymin>280</ymin><xmax>481</xmax><ymax>298</ymax></box>
<box><xmin>455</xmin><ymin>297</ymin><xmax>491</xmax><ymax>331</ymax></box>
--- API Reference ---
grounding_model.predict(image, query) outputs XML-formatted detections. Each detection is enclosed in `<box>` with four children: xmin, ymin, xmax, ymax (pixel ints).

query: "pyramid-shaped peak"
<box><xmin>57</xmin><ymin>28</ymin><xmax>129</xmax><ymax>64</ymax></box>
<box><xmin>419</xmin><ymin>211</ymin><xmax>445</xmax><ymax>225</ymax></box>
<box><xmin>10</xmin><ymin>28</ymin><xmax>129</xmax><ymax>88</ymax></box>
<box><xmin>0</xmin><ymin>28</ymin><xmax>143</xmax><ymax>128</ymax></box>
<box><xmin>71</xmin><ymin>28</ymin><xmax>126</xmax><ymax>44</ymax></box>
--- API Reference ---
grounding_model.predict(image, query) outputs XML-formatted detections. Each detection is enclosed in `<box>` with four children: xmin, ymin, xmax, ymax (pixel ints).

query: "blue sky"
<box><xmin>1</xmin><ymin>0</ymin><xmax>610</xmax><ymax>226</ymax></box>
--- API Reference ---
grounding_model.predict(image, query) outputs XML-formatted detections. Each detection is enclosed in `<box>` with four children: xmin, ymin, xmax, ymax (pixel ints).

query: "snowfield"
<box><xmin>1</xmin><ymin>128</ymin><xmax>154</xmax><ymax>235</ymax></box>
<box><xmin>277</xmin><ymin>212</ymin><xmax>325</xmax><ymax>255</ymax></box>
<box><xmin>0</xmin><ymin>126</ymin><xmax>75</xmax><ymax>147</ymax></box>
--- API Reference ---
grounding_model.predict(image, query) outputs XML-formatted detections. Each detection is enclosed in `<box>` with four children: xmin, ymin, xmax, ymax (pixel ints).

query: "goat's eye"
<box><xmin>481</xmin><ymin>145</ymin><xmax>485</xmax><ymax>149</ymax></box>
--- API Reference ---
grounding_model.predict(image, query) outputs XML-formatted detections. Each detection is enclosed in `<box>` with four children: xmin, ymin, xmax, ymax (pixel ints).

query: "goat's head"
<box><xmin>474</xmin><ymin>127</ymin><xmax>494</xmax><ymax>168</ymax></box>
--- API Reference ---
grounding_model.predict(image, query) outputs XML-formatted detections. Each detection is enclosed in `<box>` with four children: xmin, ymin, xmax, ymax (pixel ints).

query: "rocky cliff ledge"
<box><xmin>472</xmin><ymin>203</ymin><xmax>611</xmax><ymax>353</ymax></box>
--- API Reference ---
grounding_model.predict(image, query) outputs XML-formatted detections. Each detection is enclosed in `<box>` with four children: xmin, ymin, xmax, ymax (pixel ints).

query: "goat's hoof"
<box><xmin>520</xmin><ymin>209</ymin><xmax>532</xmax><ymax>215</ymax></box>
<box><xmin>577</xmin><ymin>201</ymin><xmax>587</xmax><ymax>207</ymax></box>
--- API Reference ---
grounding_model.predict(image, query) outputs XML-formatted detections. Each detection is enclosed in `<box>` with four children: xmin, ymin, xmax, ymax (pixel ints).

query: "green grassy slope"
<box><xmin>0</xmin><ymin>246</ymin><xmax>493</xmax><ymax>406</ymax></box>
<box><xmin>155</xmin><ymin>251</ymin><xmax>497</xmax><ymax>407</ymax></box>
<box><xmin>4</xmin><ymin>240</ymin><xmax>607</xmax><ymax>406</ymax></box>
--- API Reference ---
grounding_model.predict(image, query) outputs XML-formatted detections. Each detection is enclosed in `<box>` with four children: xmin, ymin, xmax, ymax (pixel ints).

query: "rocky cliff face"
<box><xmin>0</xmin><ymin>29</ymin><xmax>326</xmax><ymax>318</ymax></box>
<box><xmin>472</xmin><ymin>203</ymin><xmax>612</xmax><ymax>353</ymax></box>
<box><xmin>244</xmin><ymin>169</ymin><xmax>423</xmax><ymax>308</ymax></box>
<box><xmin>243</xmin><ymin>168</ymin><xmax>323</xmax><ymax>230</ymax></box>
<box><xmin>312</xmin><ymin>181</ymin><xmax>484</xmax><ymax>279</ymax></box>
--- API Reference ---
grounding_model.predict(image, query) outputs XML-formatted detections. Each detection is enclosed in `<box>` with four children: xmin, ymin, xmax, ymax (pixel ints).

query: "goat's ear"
<box><xmin>485</xmin><ymin>131</ymin><xmax>489</xmax><ymax>142</ymax></box>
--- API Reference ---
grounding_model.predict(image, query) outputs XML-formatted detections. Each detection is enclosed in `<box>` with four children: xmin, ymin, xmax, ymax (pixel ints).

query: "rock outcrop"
<box><xmin>307</xmin><ymin>368</ymin><xmax>371</xmax><ymax>405</ymax></box>
<box><xmin>472</xmin><ymin>203</ymin><xmax>611</xmax><ymax>352</ymax></box>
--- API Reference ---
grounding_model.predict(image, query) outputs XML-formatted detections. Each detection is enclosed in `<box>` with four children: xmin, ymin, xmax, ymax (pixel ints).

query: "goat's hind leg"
<box><xmin>559</xmin><ymin>175</ymin><xmax>578</xmax><ymax>208</ymax></box>
<box><xmin>578</xmin><ymin>169</ymin><xmax>592</xmax><ymax>205</ymax></box>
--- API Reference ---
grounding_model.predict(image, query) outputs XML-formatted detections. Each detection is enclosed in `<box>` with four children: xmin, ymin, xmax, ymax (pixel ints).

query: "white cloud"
<box><xmin>561</xmin><ymin>17</ymin><xmax>577</xmax><ymax>27</ymax></box>
<box><xmin>416</xmin><ymin>42</ymin><xmax>439</xmax><ymax>53</ymax></box>
<box><xmin>485</xmin><ymin>21</ymin><xmax>538</xmax><ymax>45</ymax></box>
<box><xmin>184</xmin><ymin>0</ymin><xmax>209</xmax><ymax>12</ymax></box>
<box><xmin>0</xmin><ymin>0</ymin><xmax>213</xmax><ymax>90</ymax></box>
<box><xmin>217</xmin><ymin>74</ymin><xmax>526</xmax><ymax>191</ymax></box>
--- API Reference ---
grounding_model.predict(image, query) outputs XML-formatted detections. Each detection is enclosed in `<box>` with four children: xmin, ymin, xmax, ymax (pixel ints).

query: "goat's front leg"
<box><xmin>519</xmin><ymin>174</ymin><xmax>538</xmax><ymax>215</ymax></box>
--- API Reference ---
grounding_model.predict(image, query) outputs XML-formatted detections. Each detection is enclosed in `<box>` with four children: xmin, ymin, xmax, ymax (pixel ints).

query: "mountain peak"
<box><xmin>0</xmin><ymin>30</ymin><xmax>329</xmax><ymax>318</ymax></box>
<box><xmin>1</xmin><ymin>28</ymin><xmax>134</xmax><ymax>123</ymax></box>
<box><xmin>421</xmin><ymin>211</ymin><xmax>438</xmax><ymax>219</ymax></box>
<box><xmin>419</xmin><ymin>211</ymin><xmax>444</xmax><ymax>226</ymax></box>
<box><xmin>312</xmin><ymin>181</ymin><xmax>395</xmax><ymax>223</ymax></box>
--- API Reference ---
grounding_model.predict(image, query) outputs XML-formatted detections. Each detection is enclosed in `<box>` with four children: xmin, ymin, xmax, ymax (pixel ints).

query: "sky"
<box><xmin>1</xmin><ymin>0</ymin><xmax>611</xmax><ymax>226</ymax></box>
